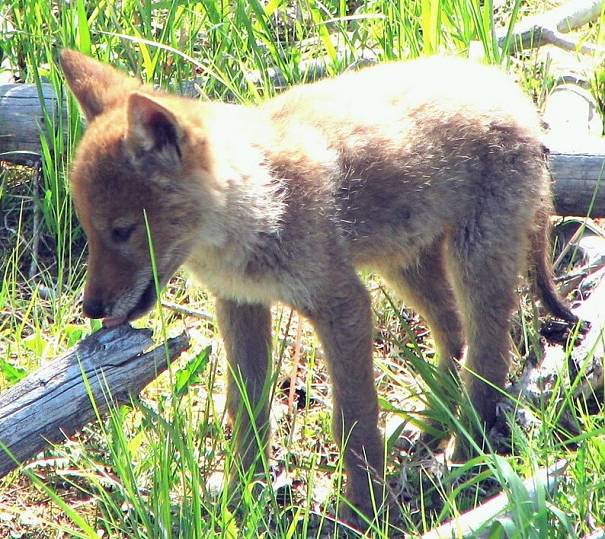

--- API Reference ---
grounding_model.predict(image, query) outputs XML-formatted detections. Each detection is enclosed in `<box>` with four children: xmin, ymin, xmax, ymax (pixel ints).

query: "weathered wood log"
<box><xmin>422</xmin><ymin>459</ymin><xmax>568</xmax><ymax>539</ymax></box>
<box><xmin>549</xmin><ymin>144</ymin><xmax>605</xmax><ymax>217</ymax></box>
<box><xmin>544</xmin><ymin>81</ymin><xmax>605</xmax><ymax>218</ymax></box>
<box><xmin>496</xmin><ymin>0</ymin><xmax>605</xmax><ymax>55</ymax></box>
<box><xmin>0</xmin><ymin>325</ymin><xmax>190</xmax><ymax>478</ymax></box>
<box><xmin>0</xmin><ymin>82</ymin><xmax>64</xmax><ymax>165</ymax></box>
<box><xmin>1</xmin><ymin>82</ymin><xmax>605</xmax><ymax>217</ymax></box>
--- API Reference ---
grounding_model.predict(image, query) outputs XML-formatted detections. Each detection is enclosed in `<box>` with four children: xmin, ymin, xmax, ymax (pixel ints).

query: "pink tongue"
<box><xmin>102</xmin><ymin>316</ymin><xmax>127</xmax><ymax>328</ymax></box>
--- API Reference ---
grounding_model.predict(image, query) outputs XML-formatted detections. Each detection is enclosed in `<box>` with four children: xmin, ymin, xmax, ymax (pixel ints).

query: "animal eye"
<box><xmin>111</xmin><ymin>224</ymin><xmax>135</xmax><ymax>243</ymax></box>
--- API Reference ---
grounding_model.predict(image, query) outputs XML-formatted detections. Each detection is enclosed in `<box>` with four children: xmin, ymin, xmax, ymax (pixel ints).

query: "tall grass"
<box><xmin>0</xmin><ymin>0</ymin><xmax>604</xmax><ymax>537</ymax></box>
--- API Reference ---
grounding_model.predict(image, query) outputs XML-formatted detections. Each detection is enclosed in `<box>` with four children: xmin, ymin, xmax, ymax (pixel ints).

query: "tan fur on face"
<box><xmin>62</xmin><ymin>50</ymin><xmax>575</xmax><ymax>522</ymax></box>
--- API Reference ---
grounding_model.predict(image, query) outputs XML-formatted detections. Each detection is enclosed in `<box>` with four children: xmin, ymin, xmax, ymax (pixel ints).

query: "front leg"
<box><xmin>216</xmin><ymin>298</ymin><xmax>272</xmax><ymax>481</ymax></box>
<box><xmin>305</xmin><ymin>272</ymin><xmax>385</xmax><ymax>521</ymax></box>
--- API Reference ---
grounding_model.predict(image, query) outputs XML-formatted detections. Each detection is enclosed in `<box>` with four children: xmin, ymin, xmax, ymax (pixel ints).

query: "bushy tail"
<box><xmin>530</xmin><ymin>211</ymin><xmax>578</xmax><ymax>322</ymax></box>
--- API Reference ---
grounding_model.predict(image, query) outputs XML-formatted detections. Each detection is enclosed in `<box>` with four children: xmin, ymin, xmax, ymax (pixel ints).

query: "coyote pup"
<box><xmin>61</xmin><ymin>50</ymin><xmax>575</xmax><ymax>520</ymax></box>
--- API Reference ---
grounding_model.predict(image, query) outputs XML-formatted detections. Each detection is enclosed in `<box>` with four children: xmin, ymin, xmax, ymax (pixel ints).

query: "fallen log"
<box><xmin>0</xmin><ymin>83</ymin><xmax>64</xmax><ymax>165</ymax></box>
<box><xmin>543</xmin><ymin>80</ymin><xmax>605</xmax><ymax>217</ymax></box>
<box><xmin>422</xmin><ymin>459</ymin><xmax>568</xmax><ymax>539</ymax></box>
<box><xmin>549</xmin><ymin>143</ymin><xmax>605</xmax><ymax>217</ymax></box>
<box><xmin>496</xmin><ymin>0</ymin><xmax>605</xmax><ymax>55</ymax></box>
<box><xmin>0</xmin><ymin>325</ymin><xmax>190</xmax><ymax>478</ymax></box>
<box><xmin>1</xmin><ymin>81</ymin><xmax>605</xmax><ymax>216</ymax></box>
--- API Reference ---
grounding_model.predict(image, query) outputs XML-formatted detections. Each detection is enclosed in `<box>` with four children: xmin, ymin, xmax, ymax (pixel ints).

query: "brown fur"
<box><xmin>61</xmin><ymin>50</ymin><xmax>575</xmax><ymax>521</ymax></box>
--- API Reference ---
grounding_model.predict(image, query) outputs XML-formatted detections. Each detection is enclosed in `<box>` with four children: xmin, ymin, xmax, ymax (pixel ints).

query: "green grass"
<box><xmin>1</xmin><ymin>0</ymin><xmax>605</xmax><ymax>537</ymax></box>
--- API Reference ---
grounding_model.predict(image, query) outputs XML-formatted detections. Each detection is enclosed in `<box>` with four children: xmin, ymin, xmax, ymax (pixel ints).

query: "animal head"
<box><xmin>61</xmin><ymin>50</ymin><xmax>213</xmax><ymax>326</ymax></box>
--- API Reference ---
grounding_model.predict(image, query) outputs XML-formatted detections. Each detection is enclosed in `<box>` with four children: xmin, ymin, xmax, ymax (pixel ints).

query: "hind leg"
<box><xmin>446</xmin><ymin>220</ymin><xmax>527</xmax><ymax>458</ymax></box>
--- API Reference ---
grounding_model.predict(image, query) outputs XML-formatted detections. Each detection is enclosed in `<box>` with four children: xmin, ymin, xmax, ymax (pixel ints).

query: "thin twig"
<box><xmin>554</xmin><ymin>219</ymin><xmax>588</xmax><ymax>270</ymax></box>
<box><xmin>28</xmin><ymin>161</ymin><xmax>42</xmax><ymax>280</ymax></box>
<box><xmin>287</xmin><ymin>314</ymin><xmax>303</xmax><ymax>414</ymax></box>
<box><xmin>160</xmin><ymin>300</ymin><xmax>213</xmax><ymax>322</ymax></box>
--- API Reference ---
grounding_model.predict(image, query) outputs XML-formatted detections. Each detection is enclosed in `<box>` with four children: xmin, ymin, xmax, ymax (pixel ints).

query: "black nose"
<box><xmin>83</xmin><ymin>298</ymin><xmax>106</xmax><ymax>319</ymax></box>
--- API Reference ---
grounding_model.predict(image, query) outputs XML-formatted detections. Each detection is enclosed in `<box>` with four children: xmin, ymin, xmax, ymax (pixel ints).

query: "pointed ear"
<box><xmin>125</xmin><ymin>92</ymin><xmax>183</xmax><ymax>163</ymax></box>
<box><xmin>60</xmin><ymin>49</ymin><xmax>139</xmax><ymax>120</ymax></box>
